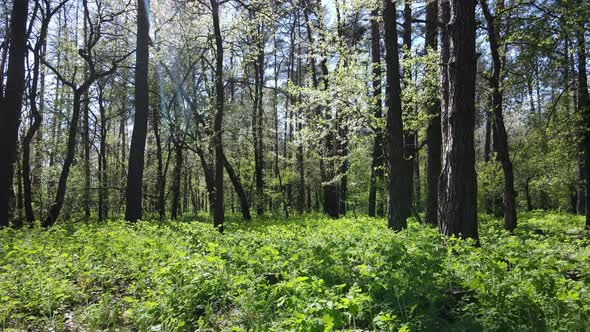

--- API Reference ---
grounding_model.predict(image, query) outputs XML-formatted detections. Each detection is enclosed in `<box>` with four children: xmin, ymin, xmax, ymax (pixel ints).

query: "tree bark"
<box><xmin>481</xmin><ymin>0</ymin><xmax>517</xmax><ymax>232</ymax></box>
<box><xmin>125</xmin><ymin>0</ymin><xmax>150</xmax><ymax>222</ymax></box>
<box><xmin>577</xmin><ymin>144</ymin><xmax>585</xmax><ymax>214</ymax></box>
<box><xmin>23</xmin><ymin>20</ymin><xmax>47</xmax><ymax>224</ymax></box>
<box><xmin>576</xmin><ymin>21</ymin><xmax>590</xmax><ymax>229</ymax></box>
<box><xmin>223</xmin><ymin>154</ymin><xmax>251</xmax><ymax>220</ymax></box>
<box><xmin>44</xmin><ymin>91</ymin><xmax>84</xmax><ymax>226</ymax></box>
<box><xmin>171</xmin><ymin>141</ymin><xmax>183</xmax><ymax>219</ymax></box>
<box><xmin>368</xmin><ymin>9</ymin><xmax>384</xmax><ymax>218</ymax></box>
<box><xmin>438</xmin><ymin>0</ymin><xmax>479</xmax><ymax>240</ymax></box>
<box><xmin>424</xmin><ymin>2</ymin><xmax>441</xmax><ymax>226</ymax></box>
<box><xmin>384</xmin><ymin>0</ymin><xmax>411</xmax><ymax>230</ymax></box>
<box><xmin>98</xmin><ymin>82</ymin><xmax>108</xmax><ymax>221</ymax></box>
<box><xmin>402</xmin><ymin>0</ymin><xmax>417</xmax><ymax>210</ymax></box>
<box><xmin>0</xmin><ymin>0</ymin><xmax>28</xmax><ymax>227</ymax></box>
<box><xmin>211</xmin><ymin>0</ymin><xmax>225</xmax><ymax>232</ymax></box>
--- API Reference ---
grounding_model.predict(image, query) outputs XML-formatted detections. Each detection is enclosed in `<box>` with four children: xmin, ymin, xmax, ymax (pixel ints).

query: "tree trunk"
<box><xmin>211</xmin><ymin>0</ymin><xmax>225</xmax><ymax>232</ymax></box>
<box><xmin>125</xmin><ymin>0</ymin><xmax>150</xmax><ymax>222</ymax></box>
<box><xmin>424</xmin><ymin>0</ymin><xmax>441</xmax><ymax>226</ymax></box>
<box><xmin>438</xmin><ymin>0</ymin><xmax>479</xmax><ymax>241</ymax></box>
<box><xmin>577</xmin><ymin>22</ymin><xmax>590</xmax><ymax>229</ymax></box>
<box><xmin>0</xmin><ymin>0</ymin><xmax>28</xmax><ymax>227</ymax></box>
<box><xmin>383</xmin><ymin>0</ymin><xmax>411</xmax><ymax>230</ymax></box>
<box><xmin>44</xmin><ymin>91</ymin><xmax>84</xmax><ymax>227</ymax></box>
<box><xmin>153</xmin><ymin>67</ymin><xmax>165</xmax><ymax>220</ymax></box>
<box><xmin>368</xmin><ymin>9</ymin><xmax>384</xmax><ymax>218</ymax></box>
<box><xmin>23</xmin><ymin>31</ymin><xmax>46</xmax><ymax>224</ymax></box>
<box><xmin>98</xmin><ymin>83</ymin><xmax>108</xmax><ymax>221</ymax></box>
<box><xmin>402</xmin><ymin>0</ymin><xmax>416</xmax><ymax>211</ymax></box>
<box><xmin>255</xmin><ymin>32</ymin><xmax>265</xmax><ymax>216</ymax></box>
<box><xmin>223</xmin><ymin>154</ymin><xmax>251</xmax><ymax>220</ymax></box>
<box><xmin>171</xmin><ymin>142</ymin><xmax>183</xmax><ymax>219</ymax></box>
<box><xmin>577</xmin><ymin>144</ymin><xmax>585</xmax><ymax>214</ymax></box>
<box><xmin>481</xmin><ymin>0</ymin><xmax>517</xmax><ymax>232</ymax></box>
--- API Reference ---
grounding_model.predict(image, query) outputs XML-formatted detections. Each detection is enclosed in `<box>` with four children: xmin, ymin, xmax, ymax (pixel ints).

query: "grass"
<box><xmin>0</xmin><ymin>211</ymin><xmax>589</xmax><ymax>331</ymax></box>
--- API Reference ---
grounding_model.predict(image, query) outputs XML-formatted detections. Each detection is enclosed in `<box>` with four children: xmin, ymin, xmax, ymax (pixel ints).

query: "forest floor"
<box><xmin>0</xmin><ymin>212</ymin><xmax>589</xmax><ymax>331</ymax></box>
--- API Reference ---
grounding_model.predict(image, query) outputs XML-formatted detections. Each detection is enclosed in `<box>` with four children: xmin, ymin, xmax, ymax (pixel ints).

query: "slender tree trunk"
<box><xmin>424</xmin><ymin>0</ymin><xmax>441</xmax><ymax>225</ymax></box>
<box><xmin>295</xmin><ymin>16</ymin><xmax>305</xmax><ymax>214</ymax></box>
<box><xmin>153</xmin><ymin>67</ymin><xmax>165</xmax><ymax>220</ymax></box>
<box><xmin>82</xmin><ymin>15</ymin><xmax>91</xmax><ymax>220</ymax></box>
<box><xmin>44</xmin><ymin>91</ymin><xmax>84</xmax><ymax>226</ymax></box>
<box><xmin>223</xmin><ymin>154</ymin><xmax>251</xmax><ymax>220</ymax></box>
<box><xmin>368</xmin><ymin>9</ymin><xmax>384</xmax><ymax>218</ymax></box>
<box><xmin>98</xmin><ymin>83</ymin><xmax>108</xmax><ymax>221</ymax></box>
<box><xmin>211</xmin><ymin>0</ymin><xmax>225</xmax><ymax>232</ymax></box>
<box><xmin>576</xmin><ymin>22</ymin><xmax>590</xmax><ymax>229</ymax></box>
<box><xmin>384</xmin><ymin>0</ymin><xmax>411</xmax><ymax>230</ymax></box>
<box><xmin>481</xmin><ymin>0</ymin><xmax>517</xmax><ymax>232</ymax></box>
<box><xmin>402</xmin><ymin>0</ymin><xmax>416</xmax><ymax>210</ymax></box>
<box><xmin>577</xmin><ymin>144</ymin><xmax>585</xmax><ymax>214</ymax></box>
<box><xmin>15</xmin><ymin>141</ymin><xmax>23</xmax><ymax>227</ymax></box>
<box><xmin>438</xmin><ymin>0</ymin><xmax>479</xmax><ymax>240</ymax></box>
<box><xmin>0</xmin><ymin>0</ymin><xmax>28</xmax><ymax>227</ymax></box>
<box><xmin>23</xmin><ymin>28</ymin><xmax>46</xmax><ymax>224</ymax></box>
<box><xmin>171</xmin><ymin>142</ymin><xmax>183</xmax><ymax>219</ymax></box>
<box><xmin>125</xmin><ymin>0</ymin><xmax>150</xmax><ymax>222</ymax></box>
<box><xmin>484</xmin><ymin>108</ymin><xmax>492</xmax><ymax>162</ymax></box>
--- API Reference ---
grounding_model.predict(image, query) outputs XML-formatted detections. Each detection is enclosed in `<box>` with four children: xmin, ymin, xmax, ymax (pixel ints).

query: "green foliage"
<box><xmin>1</xmin><ymin>213</ymin><xmax>589</xmax><ymax>331</ymax></box>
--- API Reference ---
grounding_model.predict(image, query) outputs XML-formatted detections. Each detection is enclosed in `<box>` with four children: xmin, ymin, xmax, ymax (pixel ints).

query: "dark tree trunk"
<box><xmin>484</xmin><ymin>108</ymin><xmax>492</xmax><ymax>162</ymax></box>
<box><xmin>524</xmin><ymin>176</ymin><xmax>533</xmax><ymax>212</ymax></box>
<box><xmin>402</xmin><ymin>0</ymin><xmax>416</xmax><ymax>210</ymax></box>
<box><xmin>83</xmin><ymin>90</ymin><xmax>91</xmax><ymax>219</ymax></box>
<box><xmin>196</xmin><ymin>148</ymin><xmax>216</xmax><ymax>214</ymax></box>
<box><xmin>0</xmin><ymin>0</ymin><xmax>28</xmax><ymax>227</ymax></box>
<box><xmin>23</xmin><ymin>28</ymin><xmax>47</xmax><ymax>224</ymax></box>
<box><xmin>44</xmin><ymin>91</ymin><xmax>84</xmax><ymax>226</ymax></box>
<box><xmin>577</xmin><ymin>144</ymin><xmax>585</xmax><ymax>214</ymax></box>
<box><xmin>223</xmin><ymin>154</ymin><xmax>251</xmax><ymax>220</ymax></box>
<box><xmin>368</xmin><ymin>9</ymin><xmax>384</xmax><ymax>218</ymax></box>
<box><xmin>481</xmin><ymin>0</ymin><xmax>517</xmax><ymax>232</ymax></box>
<box><xmin>438</xmin><ymin>0</ymin><xmax>479</xmax><ymax>240</ymax></box>
<box><xmin>295</xmin><ymin>19</ymin><xmax>305</xmax><ymax>214</ymax></box>
<box><xmin>118</xmin><ymin>110</ymin><xmax>127</xmax><ymax>214</ymax></box>
<box><xmin>15</xmin><ymin>142</ymin><xmax>23</xmax><ymax>227</ymax></box>
<box><xmin>98</xmin><ymin>82</ymin><xmax>108</xmax><ymax>221</ymax></box>
<box><xmin>171</xmin><ymin>142</ymin><xmax>183</xmax><ymax>219</ymax></box>
<box><xmin>577</xmin><ymin>22</ymin><xmax>590</xmax><ymax>229</ymax></box>
<box><xmin>383</xmin><ymin>0</ymin><xmax>411</xmax><ymax>230</ymax></box>
<box><xmin>253</xmin><ymin>29</ymin><xmax>265</xmax><ymax>216</ymax></box>
<box><xmin>153</xmin><ymin>68</ymin><xmax>165</xmax><ymax>220</ymax></box>
<box><xmin>424</xmin><ymin>0</ymin><xmax>441</xmax><ymax>226</ymax></box>
<box><xmin>125</xmin><ymin>0</ymin><xmax>150</xmax><ymax>222</ymax></box>
<box><xmin>301</xmin><ymin>0</ymin><xmax>338</xmax><ymax>218</ymax></box>
<box><xmin>211</xmin><ymin>0</ymin><xmax>225</xmax><ymax>232</ymax></box>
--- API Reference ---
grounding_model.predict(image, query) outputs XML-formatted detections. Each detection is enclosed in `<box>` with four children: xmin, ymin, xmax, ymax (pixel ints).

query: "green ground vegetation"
<box><xmin>1</xmin><ymin>212</ymin><xmax>589</xmax><ymax>331</ymax></box>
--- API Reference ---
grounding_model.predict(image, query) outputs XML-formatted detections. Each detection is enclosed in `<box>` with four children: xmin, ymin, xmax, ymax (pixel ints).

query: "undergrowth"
<box><xmin>0</xmin><ymin>211</ymin><xmax>589</xmax><ymax>331</ymax></box>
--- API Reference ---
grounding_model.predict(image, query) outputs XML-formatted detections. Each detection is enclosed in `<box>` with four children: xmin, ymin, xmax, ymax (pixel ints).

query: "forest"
<box><xmin>0</xmin><ymin>0</ymin><xmax>589</xmax><ymax>330</ymax></box>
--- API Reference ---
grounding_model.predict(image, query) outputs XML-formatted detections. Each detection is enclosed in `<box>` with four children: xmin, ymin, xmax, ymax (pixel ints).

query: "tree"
<box><xmin>43</xmin><ymin>0</ymin><xmax>131</xmax><ymax>227</ymax></box>
<box><xmin>0</xmin><ymin>0</ymin><xmax>28</xmax><ymax>227</ymax></box>
<box><xmin>480</xmin><ymin>0</ymin><xmax>517</xmax><ymax>232</ymax></box>
<box><xmin>576</xmin><ymin>10</ymin><xmax>590</xmax><ymax>229</ymax></box>
<box><xmin>126</xmin><ymin>0</ymin><xmax>150</xmax><ymax>222</ymax></box>
<box><xmin>368</xmin><ymin>8</ymin><xmax>384</xmax><ymax>218</ymax></box>
<box><xmin>438</xmin><ymin>0</ymin><xmax>479</xmax><ymax>240</ymax></box>
<box><xmin>211</xmin><ymin>0</ymin><xmax>225</xmax><ymax>232</ymax></box>
<box><xmin>424</xmin><ymin>0</ymin><xmax>441</xmax><ymax>226</ymax></box>
<box><xmin>384</xmin><ymin>0</ymin><xmax>411</xmax><ymax>230</ymax></box>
